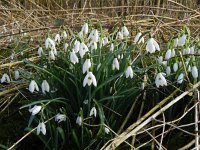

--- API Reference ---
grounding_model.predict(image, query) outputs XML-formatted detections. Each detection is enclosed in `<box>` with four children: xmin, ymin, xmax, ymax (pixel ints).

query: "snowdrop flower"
<box><xmin>64</xmin><ymin>43</ymin><xmax>69</xmax><ymax>52</ymax></box>
<box><xmin>89</xmin><ymin>107</ymin><xmax>97</xmax><ymax>117</ymax></box>
<box><xmin>61</xmin><ymin>31</ymin><xmax>67</xmax><ymax>39</ymax></box>
<box><xmin>76</xmin><ymin>116</ymin><xmax>82</xmax><ymax>126</ymax></box>
<box><xmin>112</xmin><ymin>58</ymin><xmax>119</xmax><ymax>70</ymax></box>
<box><xmin>10</xmin><ymin>53</ymin><xmax>14</xmax><ymax>60</ymax></box>
<box><xmin>83</xmin><ymin>59</ymin><xmax>91</xmax><ymax>74</ymax></box>
<box><xmin>162</xmin><ymin>61</ymin><xmax>167</xmax><ymax>67</ymax></box>
<box><xmin>74</xmin><ymin>40</ymin><xmax>80</xmax><ymax>53</ymax></box>
<box><xmin>79</xmin><ymin>42</ymin><xmax>89</xmax><ymax>58</ymax></box>
<box><xmin>173</xmin><ymin>38</ymin><xmax>178</xmax><ymax>47</ymax></box>
<box><xmin>177</xmin><ymin>73</ymin><xmax>184</xmax><ymax>84</ymax></box>
<box><xmin>146</xmin><ymin>38</ymin><xmax>160</xmax><ymax>53</ymax></box>
<box><xmin>102</xmin><ymin>37</ymin><xmax>109</xmax><ymax>46</ymax></box>
<box><xmin>45</xmin><ymin>37</ymin><xmax>55</xmax><ymax>49</ymax></box>
<box><xmin>38</xmin><ymin>47</ymin><xmax>43</xmax><ymax>57</ymax></box>
<box><xmin>81</xmin><ymin>23</ymin><xmax>89</xmax><ymax>34</ymax></box>
<box><xmin>29</xmin><ymin>80</ymin><xmax>39</xmax><ymax>93</ymax></box>
<box><xmin>125</xmin><ymin>66</ymin><xmax>133</xmax><ymax>78</ymax></box>
<box><xmin>155</xmin><ymin>73</ymin><xmax>167</xmax><ymax>88</ymax></box>
<box><xmin>190</xmin><ymin>46</ymin><xmax>195</xmax><ymax>54</ymax></box>
<box><xmin>173</xmin><ymin>63</ymin><xmax>178</xmax><ymax>72</ymax></box>
<box><xmin>29</xmin><ymin>105</ymin><xmax>42</xmax><ymax>115</ymax></box>
<box><xmin>88</xmin><ymin>29</ymin><xmax>99</xmax><ymax>42</ymax></box>
<box><xmin>192</xmin><ymin>66</ymin><xmax>198</xmax><ymax>79</ymax></box>
<box><xmin>134</xmin><ymin>32</ymin><xmax>144</xmax><ymax>44</ymax></box>
<box><xmin>166</xmin><ymin>66</ymin><xmax>171</xmax><ymax>76</ymax></box>
<box><xmin>105</xmin><ymin>127</ymin><xmax>110</xmax><ymax>134</ymax></box>
<box><xmin>37</xmin><ymin>122</ymin><xmax>46</xmax><ymax>135</ymax></box>
<box><xmin>165</xmin><ymin>49</ymin><xmax>171</xmax><ymax>60</ymax></box>
<box><xmin>41</xmin><ymin>80</ymin><xmax>50</xmax><ymax>94</ymax></box>
<box><xmin>14</xmin><ymin>70</ymin><xmax>20</xmax><ymax>80</ymax></box>
<box><xmin>83</xmin><ymin>72</ymin><xmax>97</xmax><ymax>87</ymax></box>
<box><xmin>141</xmin><ymin>82</ymin><xmax>145</xmax><ymax>90</ymax></box>
<box><xmin>116</xmin><ymin>31</ymin><xmax>124</xmax><ymax>40</ymax></box>
<box><xmin>110</xmin><ymin>43</ymin><xmax>114</xmax><ymax>52</ymax></box>
<box><xmin>70</xmin><ymin>50</ymin><xmax>79</xmax><ymax>64</ymax></box>
<box><xmin>1</xmin><ymin>73</ymin><xmax>10</xmax><ymax>83</ymax></box>
<box><xmin>54</xmin><ymin>34</ymin><xmax>61</xmax><ymax>44</ymax></box>
<box><xmin>171</xmin><ymin>49</ymin><xmax>175</xmax><ymax>57</ymax></box>
<box><xmin>49</xmin><ymin>50</ymin><xmax>55</xmax><ymax>60</ymax></box>
<box><xmin>178</xmin><ymin>34</ymin><xmax>187</xmax><ymax>46</ymax></box>
<box><xmin>158</xmin><ymin>56</ymin><xmax>163</xmax><ymax>64</ymax></box>
<box><xmin>185</xmin><ymin>47</ymin><xmax>190</xmax><ymax>55</ymax></box>
<box><xmin>78</xmin><ymin>31</ymin><xmax>83</xmax><ymax>39</ymax></box>
<box><xmin>55</xmin><ymin>114</ymin><xmax>66</xmax><ymax>123</ymax></box>
<box><xmin>121</xmin><ymin>26</ymin><xmax>129</xmax><ymax>37</ymax></box>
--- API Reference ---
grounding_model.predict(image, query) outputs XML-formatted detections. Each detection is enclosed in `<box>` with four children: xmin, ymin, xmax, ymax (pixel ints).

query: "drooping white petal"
<box><xmin>89</xmin><ymin>107</ymin><xmax>97</xmax><ymax>117</ymax></box>
<box><xmin>1</xmin><ymin>73</ymin><xmax>10</xmax><ymax>83</ymax></box>
<box><xmin>146</xmin><ymin>38</ymin><xmax>155</xmax><ymax>53</ymax></box>
<box><xmin>177</xmin><ymin>73</ymin><xmax>184</xmax><ymax>84</ymax></box>
<box><xmin>41</xmin><ymin>80</ymin><xmax>50</xmax><ymax>94</ymax></box>
<box><xmin>121</xmin><ymin>26</ymin><xmax>129</xmax><ymax>37</ymax></box>
<box><xmin>173</xmin><ymin>38</ymin><xmax>178</xmax><ymax>47</ymax></box>
<box><xmin>134</xmin><ymin>32</ymin><xmax>142</xmax><ymax>44</ymax></box>
<box><xmin>83</xmin><ymin>59</ymin><xmax>91</xmax><ymax>74</ymax></box>
<box><xmin>83</xmin><ymin>72</ymin><xmax>97</xmax><ymax>87</ymax></box>
<box><xmin>116</xmin><ymin>31</ymin><xmax>124</xmax><ymax>40</ymax></box>
<box><xmin>166</xmin><ymin>66</ymin><xmax>171</xmax><ymax>76</ymax></box>
<box><xmin>55</xmin><ymin>114</ymin><xmax>66</xmax><ymax>123</ymax></box>
<box><xmin>125</xmin><ymin>66</ymin><xmax>133</xmax><ymax>78</ymax></box>
<box><xmin>38</xmin><ymin>47</ymin><xmax>44</xmax><ymax>57</ymax></box>
<box><xmin>171</xmin><ymin>49</ymin><xmax>176</xmax><ymax>57</ymax></box>
<box><xmin>173</xmin><ymin>63</ymin><xmax>178</xmax><ymax>72</ymax></box>
<box><xmin>105</xmin><ymin>127</ymin><xmax>110</xmax><ymax>134</ymax></box>
<box><xmin>152</xmin><ymin>38</ymin><xmax>160</xmax><ymax>51</ymax></box>
<box><xmin>82</xmin><ymin>23</ymin><xmax>89</xmax><ymax>34</ymax></box>
<box><xmin>74</xmin><ymin>40</ymin><xmax>80</xmax><ymax>53</ymax></box>
<box><xmin>14</xmin><ymin>70</ymin><xmax>20</xmax><ymax>80</ymax></box>
<box><xmin>37</xmin><ymin>122</ymin><xmax>46</xmax><ymax>135</ymax></box>
<box><xmin>110</xmin><ymin>43</ymin><xmax>114</xmax><ymax>52</ymax></box>
<box><xmin>29</xmin><ymin>80</ymin><xmax>39</xmax><ymax>93</ymax></box>
<box><xmin>155</xmin><ymin>73</ymin><xmax>167</xmax><ymax>88</ymax></box>
<box><xmin>70</xmin><ymin>51</ymin><xmax>79</xmax><ymax>64</ymax></box>
<box><xmin>64</xmin><ymin>43</ymin><xmax>69</xmax><ymax>52</ymax></box>
<box><xmin>76</xmin><ymin>116</ymin><xmax>82</xmax><ymax>126</ymax></box>
<box><xmin>192</xmin><ymin>66</ymin><xmax>198</xmax><ymax>79</ymax></box>
<box><xmin>54</xmin><ymin>34</ymin><xmax>61</xmax><ymax>44</ymax></box>
<box><xmin>29</xmin><ymin>105</ymin><xmax>42</xmax><ymax>115</ymax></box>
<box><xmin>49</xmin><ymin>50</ymin><xmax>55</xmax><ymax>60</ymax></box>
<box><xmin>112</xmin><ymin>58</ymin><xmax>119</xmax><ymax>70</ymax></box>
<box><xmin>165</xmin><ymin>49</ymin><xmax>171</xmax><ymax>60</ymax></box>
<box><xmin>178</xmin><ymin>34</ymin><xmax>187</xmax><ymax>46</ymax></box>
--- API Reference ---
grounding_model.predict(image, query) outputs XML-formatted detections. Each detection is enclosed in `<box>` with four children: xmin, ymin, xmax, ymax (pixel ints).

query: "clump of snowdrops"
<box><xmin>3</xmin><ymin>22</ymin><xmax>200</xmax><ymax>149</ymax></box>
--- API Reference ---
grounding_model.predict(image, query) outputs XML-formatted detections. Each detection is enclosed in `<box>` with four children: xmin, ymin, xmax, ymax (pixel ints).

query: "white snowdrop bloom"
<box><xmin>74</xmin><ymin>40</ymin><xmax>80</xmax><ymax>53</ymax></box>
<box><xmin>64</xmin><ymin>43</ymin><xmax>69</xmax><ymax>52</ymax></box>
<box><xmin>141</xmin><ymin>82</ymin><xmax>145</xmax><ymax>90</ymax></box>
<box><xmin>177</xmin><ymin>73</ymin><xmax>184</xmax><ymax>84</ymax></box>
<box><xmin>89</xmin><ymin>107</ymin><xmax>97</xmax><ymax>117</ymax></box>
<box><xmin>171</xmin><ymin>49</ymin><xmax>176</xmax><ymax>57</ymax></box>
<box><xmin>190</xmin><ymin>46</ymin><xmax>195</xmax><ymax>54</ymax></box>
<box><xmin>192</xmin><ymin>66</ymin><xmax>198</xmax><ymax>79</ymax></box>
<box><xmin>121</xmin><ymin>54</ymin><xmax>124</xmax><ymax>59</ymax></box>
<box><xmin>102</xmin><ymin>37</ymin><xmax>109</xmax><ymax>46</ymax></box>
<box><xmin>29</xmin><ymin>80</ymin><xmax>39</xmax><ymax>93</ymax></box>
<box><xmin>10</xmin><ymin>53</ymin><xmax>14</xmax><ymax>60</ymax></box>
<box><xmin>178</xmin><ymin>34</ymin><xmax>187</xmax><ymax>46</ymax></box>
<box><xmin>112</xmin><ymin>58</ymin><xmax>119</xmax><ymax>70</ymax></box>
<box><xmin>78</xmin><ymin>31</ymin><xmax>83</xmax><ymax>39</ymax></box>
<box><xmin>79</xmin><ymin>42</ymin><xmax>89</xmax><ymax>58</ymax></box>
<box><xmin>61</xmin><ymin>31</ymin><xmax>67</xmax><ymax>39</ymax></box>
<box><xmin>83</xmin><ymin>59</ymin><xmax>91</xmax><ymax>74</ymax></box>
<box><xmin>55</xmin><ymin>114</ymin><xmax>66</xmax><ymax>123</ymax></box>
<box><xmin>162</xmin><ymin>61</ymin><xmax>168</xmax><ymax>67</ymax></box>
<box><xmin>121</xmin><ymin>26</ymin><xmax>129</xmax><ymax>37</ymax></box>
<box><xmin>49</xmin><ymin>50</ymin><xmax>55</xmax><ymax>60</ymax></box>
<box><xmin>166</xmin><ymin>66</ymin><xmax>171</xmax><ymax>76</ymax></box>
<box><xmin>158</xmin><ymin>56</ymin><xmax>163</xmax><ymax>64</ymax></box>
<box><xmin>125</xmin><ymin>66</ymin><xmax>133</xmax><ymax>78</ymax></box>
<box><xmin>97</xmin><ymin>63</ymin><xmax>101</xmax><ymax>71</ymax></box>
<box><xmin>146</xmin><ymin>38</ymin><xmax>160</xmax><ymax>53</ymax></box>
<box><xmin>91</xmin><ymin>42</ymin><xmax>97</xmax><ymax>51</ymax></box>
<box><xmin>29</xmin><ymin>105</ymin><xmax>42</xmax><ymax>115</ymax></box>
<box><xmin>88</xmin><ymin>29</ymin><xmax>99</xmax><ymax>42</ymax></box>
<box><xmin>38</xmin><ymin>47</ymin><xmax>43</xmax><ymax>57</ymax></box>
<box><xmin>76</xmin><ymin>116</ymin><xmax>82</xmax><ymax>126</ymax></box>
<box><xmin>81</xmin><ymin>22</ymin><xmax>89</xmax><ymax>34</ymax></box>
<box><xmin>41</xmin><ymin>80</ymin><xmax>50</xmax><ymax>94</ymax></box>
<box><xmin>70</xmin><ymin>50</ymin><xmax>79</xmax><ymax>64</ymax></box>
<box><xmin>1</xmin><ymin>73</ymin><xmax>10</xmax><ymax>83</ymax></box>
<box><xmin>54</xmin><ymin>34</ymin><xmax>61</xmax><ymax>44</ymax></box>
<box><xmin>83</xmin><ymin>72</ymin><xmax>97</xmax><ymax>87</ymax></box>
<box><xmin>37</xmin><ymin>122</ymin><xmax>46</xmax><ymax>135</ymax></box>
<box><xmin>134</xmin><ymin>32</ymin><xmax>142</xmax><ymax>44</ymax></box>
<box><xmin>173</xmin><ymin>63</ymin><xmax>178</xmax><ymax>72</ymax></box>
<box><xmin>155</xmin><ymin>73</ymin><xmax>167</xmax><ymax>88</ymax></box>
<box><xmin>14</xmin><ymin>70</ymin><xmax>20</xmax><ymax>80</ymax></box>
<box><xmin>110</xmin><ymin>43</ymin><xmax>114</xmax><ymax>52</ymax></box>
<box><xmin>117</xmin><ymin>54</ymin><xmax>121</xmax><ymax>60</ymax></box>
<box><xmin>185</xmin><ymin>47</ymin><xmax>190</xmax><ymax>55</ymax></box>
<box><xmin>165</xmin><ymin>49</ymin><xmax>171</xmax><ymax>60</ymax></box>
<box><xmin>45</xmin><ymin>37</ymin><xmax>55</xmax><ymax>49</ymax></box>
<box><xmin>105</xmin><ymin>127</ymin><xmax>110</xmax><ymax>134</ymax></box>
<box><xmin>116</xmin><ymin>31</ymin><xmax>124</xmax><ymax>40</ymax></box>
<box><xmin>173</xmin><ymin>38</ymin><xmax>179</xmax><ymax>47</ymax></box>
